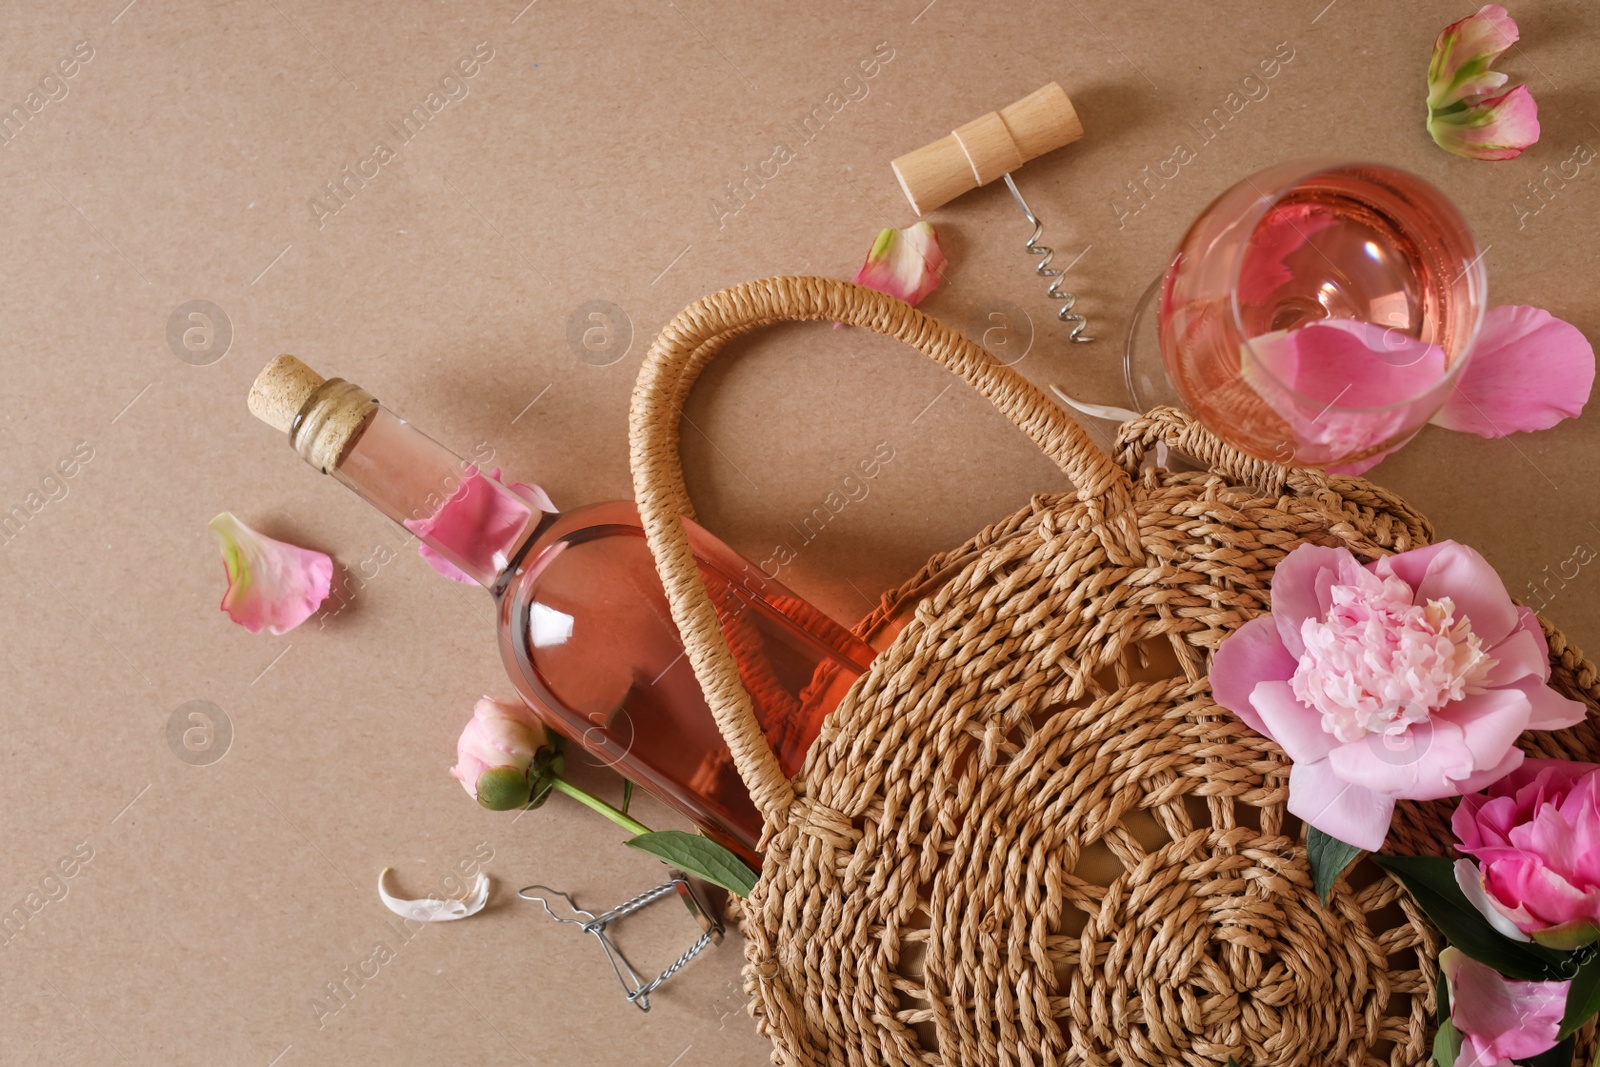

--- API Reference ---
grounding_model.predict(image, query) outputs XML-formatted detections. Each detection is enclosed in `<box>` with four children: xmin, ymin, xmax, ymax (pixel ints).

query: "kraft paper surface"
<box><xmin>1</xmin><ymin>1</ymin><xmax>1596</xmax><ymax>1063</ymax></box>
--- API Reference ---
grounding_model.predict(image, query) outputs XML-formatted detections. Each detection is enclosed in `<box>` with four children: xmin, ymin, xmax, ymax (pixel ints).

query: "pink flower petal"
<box><xmin>1327</xmin><ymin>719</ymin><xmax>1485</xmax><ymax>800</ymax></box>
<box><xmin>1427</xmin><ymin>4</ymin><xmax>1520</xmax><ymax>110</ymax></box>
<box><xmin>1367</xmin><ymin>541</ymin><xmax>1447</xmax><ymax>585</ymax></box>
<box><xmin>1515</xmin><ymin>801</ymin><xmax>1581</xmax><ymax>870</ymax></box>
<box><xmin>209</xmin><ymin>512</ymin><xmax>333</xmax><ymax>635</ymax></box>
<box><xmin>1268</xmin><ymin>544</ymin><xmax>1362</xmax><ymax>658</ymax></box>
<box><xmin>1455</xmin><ymin>858</ymin><xmax>1535</xmax><ymax>941</ymax></box>
<box><xmin>1429</xmin><ymin>83</ymin><xmax>1540</xmax><ymax>160</ymax></box>
<box><xmin>1438</xmin><ymin>688</ymin><xmax>1531</xmax><ymax>767</ymax></box>
<box><xmin>1277</xmin><ymin>320</ymin><xmax>1447</xmax><ymax>407</ymax></box>
<box><xmin>1208</xmin><ymin>615</ymin><xmax>1297</xmax><ymax>734</ymax></box>
<box><xmin>1238</xmin><ymin>207</ymin><xmax>1339</xmax><ymax>308</ymax></box>
<box><xmin>1244</xmin><ymin>321</ymin><xmax>1447</xmax><ymax>460</ymax></box>
<box><xmin>1453</xmin><ymin>791</ymin><xmax>1507</xmax><ymax>850</ymax></box>
<box><xmin>1489</xmin><ymin>857</ymin><xmax>1594</xmax><ymax>933</ymax></box>
<box><xmin>852</xmin><ymin>221</ymin><xmax>946</xmax><ymax>307</ymax></box>
<box><xmin>1449</xmin><ymin>745</ymin><xmax>1527</xmax><ymax>797</ymax></box>
<box><xmin>1516</xmin><ymin>679</ymin><xmax>1589</xmax><ymax>732</ymax></box>
<box><xmin>1426</xmin><ymin>6</ymin><xmax>1539</xmax><ymax>161</ymax></box>
<box><xmin>409</xmin><ymin>467</ymin><xmax>548</xmax><ymax>586</ymax></box>
<box><xmin>1441</xmin><ymin>945</ymin><xmax>1568</xmax><ymax>1063</ymax></box>
<box><xmin>1433</xmin><ymin>305</ymin><xmax>1595</xmax><ymax>436</ymax></box>
<box><xmin>1406</xmin><ymin>540</ymin><xmax>1520</xmax><ymax>646</ymax></box>
<box><xmin>1250</xmin><ymin>680</ymin><xmax>1340</xmax><ymax>763</ymax></box>
<box><xmin>1326</xmin><ymin>733</ymin><xmax>1422</xmax><ymax>797</ymax></box>
<box><xmin>508</xmin><ymin>480</ymin><xmax>556</xmax><ymax>514</ymax></box>
<box><xmin>1484</xmin><ymin>610</ymin><xmax>1550</xmax><ymax>687</ymax></box>
<box><xmin>1286</xmin><ymin>757</ymin><xmax>1395</xmax><ymax>851</ymax></box>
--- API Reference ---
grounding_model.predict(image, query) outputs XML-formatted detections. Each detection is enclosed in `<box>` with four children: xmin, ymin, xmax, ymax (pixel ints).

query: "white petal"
<box><xmin>1049</xmin><ymin>385</ymin><xmax>1141</xmax><ymax>423</ymax></box>
<box><xmin>378</xmin><ymin>867</ymin><xmax>490</xmax><ymax>922</ymax></box>
<box><xmin>1453</xmin><ymin>858</ymin><xmax>1532</xmax><ymax>941</ymax></box>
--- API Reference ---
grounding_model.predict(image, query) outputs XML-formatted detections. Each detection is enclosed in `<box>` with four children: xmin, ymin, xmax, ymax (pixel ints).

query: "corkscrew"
<box><xmin>1001</xmin><ymin>173</ymin><xmax>1092</xmax><ymax>342</ymax></box>
<box><xmin>518</xmin><ymin>870</ymin><xmax>722</xmax><ymax>1012</ymax></box>
<box><xmin>891</xmin><ymin>82</ymin><xmax>1094</xmax><ymax>344</ymax></box>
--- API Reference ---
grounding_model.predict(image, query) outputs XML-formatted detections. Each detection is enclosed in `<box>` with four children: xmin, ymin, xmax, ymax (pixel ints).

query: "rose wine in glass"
<box><xmin>248</xmin><ymin>357</ymin><xmax>880</xmax><ymax>867</ymax></box>
<box><xmin>1160</xmin><ymin>160</ymin><xmax>1486</xmax><ymax>467</ymax></box>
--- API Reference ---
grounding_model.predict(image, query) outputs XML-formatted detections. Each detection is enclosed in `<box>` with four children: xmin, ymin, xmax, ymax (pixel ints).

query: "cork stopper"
<box><xmin>248</xmin><ymin>354</ymin><xmax>377</xmax><ymax>473</ymax></box>
<box><xmin>891</xmin><ymin>83</ymin><xmax>1085</xmax><ymax>215</ymax></box>
<box><xmin>249</xmin><ymin>355</ymin><xmax>325</xmax><ymax>433</ymax></box>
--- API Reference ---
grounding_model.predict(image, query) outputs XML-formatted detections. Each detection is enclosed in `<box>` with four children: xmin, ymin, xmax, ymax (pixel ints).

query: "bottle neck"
<box><xmin>292</xmin><ymin>382</ymin><xmax>545</xmax><ymax>588</ymax></box>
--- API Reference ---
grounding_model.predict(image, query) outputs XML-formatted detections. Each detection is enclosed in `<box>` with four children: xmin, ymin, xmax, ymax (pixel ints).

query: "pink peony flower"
<box><xmin>1440</xmin><ymin>946</ymin><xmax>1569</xmax><ymax>1066</ymax></box>
<box><xmin>1210</xmin><ymin>541</ymin><xmax>1588</xmax><ymax>850</ymax></box>
<box><xmin>209</xmin><ymin>512</ymin><xmax>334</xmax><ymax>635</ymax></box>
<box><xmin>1453</xmin><ymin>759</ymin><xmax>1600</xmax><ymax>948</ymax></box>
<box><xmin>1427</xmin><ymin>5</ymin><xmax>1540</xmax><ymax>160</ymax></box>
<box><xmin>451</xmin><ymin>697</ymin><xmax>548</xmax><ymax>809</ymax></box>
<box><xmin>852</xmin><ymin>222</ymin><xmax>946</xmax><ymax>306</ymax></box>
<box><xmin>408</xmin><ymin>467</ymin><xmax>553</xmax><ymax>585</ymax></box>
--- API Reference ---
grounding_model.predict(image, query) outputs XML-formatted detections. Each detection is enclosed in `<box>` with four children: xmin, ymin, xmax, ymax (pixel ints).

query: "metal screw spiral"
<box><xmin>1003</xmin><ymin>174</ymin><xmax>1093</xmax><ymax>343</ymax></box>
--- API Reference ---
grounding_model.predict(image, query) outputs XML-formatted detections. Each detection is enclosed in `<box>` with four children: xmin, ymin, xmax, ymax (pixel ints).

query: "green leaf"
<box><xmin>1433</xmin><ymin>969</ymin><xmax>1460</xmax><ymax>1067</ymax></box>
<box><xmin>1517</xmin><ymin>1036</ymin><xmax>1574</xmax><ymax>1067</ymax></box>
<box><xmin>1372</xmin><ymin>856</ymin><xmax>1568</xmax><ymax>981</ymax></box>
<box><xmin>621</xmin><ymin>779</ymin><xmax>634</xmax><ymax>816</ymax></box>
<box><xmin>1307</xmin><ymin>827</ymin><xmax>1364</xmax><ymax>904</ymax></box>
<box><xmin>1558</xmin><ymin>951</ymin><xmax>1600</xmax><ymax>1040</ymax></box>
<box><xmin>626</xmin><ymin>830</ymin><xmax>759</xmax><ymax>898</ymax></box>
<box><xmin>1432</xmin><ymin>1018</ymin><xmax>1461</xmax><ymax>1067</ymax></box>
<box><xmin>1226</xmin><ymin>1058</ymin><xmax>1240</xmax><ymax>1067</ymax></box>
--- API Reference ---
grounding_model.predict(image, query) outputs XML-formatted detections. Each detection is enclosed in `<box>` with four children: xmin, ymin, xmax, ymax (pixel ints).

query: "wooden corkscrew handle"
<box><xmin>890</xmin><ymin>82</ymin><xmax>1084</xmax><ymax>215</ymax></box>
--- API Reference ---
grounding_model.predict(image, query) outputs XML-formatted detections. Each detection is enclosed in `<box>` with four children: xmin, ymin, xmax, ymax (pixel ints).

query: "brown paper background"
<box><xmin>2</xmin><ymin>1</ymin><xmax>1596</xmax><ymax>1063</ymax></box>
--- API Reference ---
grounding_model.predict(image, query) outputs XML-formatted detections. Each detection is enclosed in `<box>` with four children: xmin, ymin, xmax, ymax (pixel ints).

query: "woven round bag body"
<box><xmin>629</xmin><ymin>277</ymin><xmax>1600</xmax><ymax>1067</ymax></box>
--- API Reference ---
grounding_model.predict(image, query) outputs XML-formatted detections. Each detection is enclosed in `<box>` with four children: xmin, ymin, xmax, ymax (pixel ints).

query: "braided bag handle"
<box><xmin>629</xmin><ymin>277</ymin><xmax>1144</xmax><ymax>832</ymax></box>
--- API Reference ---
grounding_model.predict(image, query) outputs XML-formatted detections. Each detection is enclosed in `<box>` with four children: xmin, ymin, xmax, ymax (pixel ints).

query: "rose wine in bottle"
<box><xmin>248</xmin><ymin>356</ymin><xmax>876</xmax><ymax>866</ymax></box>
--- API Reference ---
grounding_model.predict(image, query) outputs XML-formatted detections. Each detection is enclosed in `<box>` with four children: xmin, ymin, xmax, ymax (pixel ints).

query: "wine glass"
<box><xmin>1123</xmin><ymin>160</ymin><xmax>1486</xmax><ymax>468</ymax></box>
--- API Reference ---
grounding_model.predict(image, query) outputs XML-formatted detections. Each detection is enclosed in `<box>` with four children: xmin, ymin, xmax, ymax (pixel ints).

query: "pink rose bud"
<box><xmin>1453</xmin><ymin>759</ymin><xmax>1600</xmax><ymax>949</ymax></box>
<box><xmin>450</xmin><ymin>698</ymin><xmax>554</xmax><ymax>811</ymax></box>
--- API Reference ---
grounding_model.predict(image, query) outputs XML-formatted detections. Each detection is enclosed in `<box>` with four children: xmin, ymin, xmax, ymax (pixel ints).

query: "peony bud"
<box><xmin>450</xmin><ymin>698</ymin><xmax>561</xmax><ymax>810</ymax></box>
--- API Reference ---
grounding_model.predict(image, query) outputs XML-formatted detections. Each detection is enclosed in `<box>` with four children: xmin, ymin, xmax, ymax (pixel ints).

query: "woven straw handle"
<box><xmin>629</xmin><ymin>276</ymin><xmax>1141</xmax><ymax>830</ymax></box>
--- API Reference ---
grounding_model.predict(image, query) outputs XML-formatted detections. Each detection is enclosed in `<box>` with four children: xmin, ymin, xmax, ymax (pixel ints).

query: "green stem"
<box><xmin>548</xmin><ymin>777</ymin><xmax>652</xmax><ymax>837</ymax></box>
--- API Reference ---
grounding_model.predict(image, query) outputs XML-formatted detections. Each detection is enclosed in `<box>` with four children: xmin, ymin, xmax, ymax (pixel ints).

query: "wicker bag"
<box><xmin>629</xmin><ymin>276</ymin><xmax>1600</xmax><ymax>1066</ymax></box>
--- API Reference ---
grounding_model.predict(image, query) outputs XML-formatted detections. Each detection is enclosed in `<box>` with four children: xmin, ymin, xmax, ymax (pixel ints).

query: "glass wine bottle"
<box><xmin>248</xmin><ymin>356</ymin><xmax>878</xmax><ymax>867</ymax></box>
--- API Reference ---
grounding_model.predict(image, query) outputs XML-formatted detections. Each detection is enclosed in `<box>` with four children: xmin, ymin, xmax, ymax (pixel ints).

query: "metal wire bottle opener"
<box><xmin>518</xmin><ymin>871</ymin><xmax>723</xmax><ymax>1012</ymax></box>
